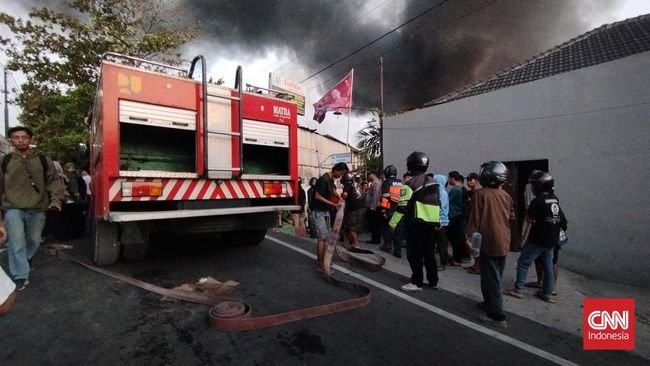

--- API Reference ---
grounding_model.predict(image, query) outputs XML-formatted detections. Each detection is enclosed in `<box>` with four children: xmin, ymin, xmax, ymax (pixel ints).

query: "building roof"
<box><xmin>297</xmin><ymin>125</ymin><xmax>360</xmax><ymax>152</ymax></box>
<box><xmin>425</xmin><ymin>14</ymin><xmax>650</xmax><ymax>107</ymax></box>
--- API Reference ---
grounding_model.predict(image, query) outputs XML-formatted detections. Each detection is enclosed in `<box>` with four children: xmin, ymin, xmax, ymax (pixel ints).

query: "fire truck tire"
<box><xmin>244</xmin><ymin>229</ymin><xmax>267</xmax><ymax>246</ymax></box>
<box><xmin>122</xmin><ymin>240</ymin><xmax>149</xmax><ymax>261</ymax></box>
<box><xmin>93</xmin><ymin>220</ymin><xmax>120</xmax><ymax>265</ymax></box>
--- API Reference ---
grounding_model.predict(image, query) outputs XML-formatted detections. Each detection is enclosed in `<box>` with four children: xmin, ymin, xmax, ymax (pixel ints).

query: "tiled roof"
<box><xmin>425</xmin><ymin>14</ymin><xmax>650</xmax><ymax>107</ymax></box>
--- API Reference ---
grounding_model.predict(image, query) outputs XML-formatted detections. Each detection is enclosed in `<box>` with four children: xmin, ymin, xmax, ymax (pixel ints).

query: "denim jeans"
<box><xmin>480</xmin><ymin>254</ymin><xmax>506</xmax><ymax>321</ymax></box>
<box><xmin>515</xmin><ymin>242</ymin><xmax>555</xmax><ymax>296</ymax></box>
<box><xmin>5</xmin><ymin>209</ymin><xmax>46</xmax><ymax>280</ymax></box>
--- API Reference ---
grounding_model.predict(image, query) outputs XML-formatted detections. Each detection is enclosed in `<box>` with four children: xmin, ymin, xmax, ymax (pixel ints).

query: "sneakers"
<box><xmin>400</xmin><ymin>283</ymin><xmax>423</xmax><ymax>292</ymax></box>
<box><xmin>14</xmin><ymin>279</ymin><xmax>29</xmax><ymax>292</ymax></box>
<box><xmin>478</xmin><ymin>314</ymin><xmax>507</xmax><ymax>329</ymax></box>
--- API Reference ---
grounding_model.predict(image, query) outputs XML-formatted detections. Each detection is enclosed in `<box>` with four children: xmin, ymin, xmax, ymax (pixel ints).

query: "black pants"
<box><xmin>448</xmin><ymin>215</ymin><xmax>467</xmax><ymax>262</ymax></box>
<box><xmin>367</xmin><ymin>209</ymin><xmax>381</xmax><ymax>242</ymax></box>
<box><xmin>433</xmin><ymin>226</ymin><xmax>450</xmax><ymax>265</ymax></box>
<box><xmin>406</xmin><ymin>223</ymin><xmax>438</xmax><ymax>287</ymax></box>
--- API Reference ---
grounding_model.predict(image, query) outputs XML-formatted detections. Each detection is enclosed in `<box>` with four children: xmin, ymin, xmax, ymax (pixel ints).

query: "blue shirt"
<box><xmin>433</xmin><ymin>175</ymin><xmax>449</xmax><ymax>227</ymax></box>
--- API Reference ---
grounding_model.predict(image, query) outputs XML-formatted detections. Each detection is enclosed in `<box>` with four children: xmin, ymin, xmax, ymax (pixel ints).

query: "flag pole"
<box><xmin>346</xmin><ymin>108</ymin><xmax>351</xmax><ymax>167</ymax></box>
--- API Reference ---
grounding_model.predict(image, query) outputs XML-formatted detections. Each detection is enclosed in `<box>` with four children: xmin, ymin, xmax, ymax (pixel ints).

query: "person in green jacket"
<box><xmin>0</xmin><ymin>126</ymin><xmax>64</xmax><ymax>291</ymax></box>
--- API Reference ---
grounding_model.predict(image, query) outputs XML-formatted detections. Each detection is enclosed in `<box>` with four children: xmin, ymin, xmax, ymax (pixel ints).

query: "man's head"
<box><xmin>466</xmin><ymin>172</ymin><xmax>479</xmax><ymax>190</ymax></box>
<box><xmin>331</xmin><ymin>162</ymin><xmax>349</xmax><ymax>179</ymax></box>
<box><xmin>367</xmin><ymin>171</ymin><xmax>377</xmax><ymax>182</ymax></box>
<box><xmin>8</xmin><ymin>126</ymin><xmax>34</xmax><ymax>152</ymax></box>
<box><xmin>64</xmin><ymin>162</ymin><xmax>76</xmax><ymax>174</ymax></box>
<box><xmin>360</xmin><ymin>181</ymin><xmax>369</xmax><ymax>191</ymax></box>
<box><xmin>448</xmin><ymin>171</ymin><xmax>463</xmax><ymax>186</ymax></box>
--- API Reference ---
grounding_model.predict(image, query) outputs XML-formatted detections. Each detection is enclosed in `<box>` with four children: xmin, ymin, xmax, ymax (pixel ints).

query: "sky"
<box><xmin>1</xmin><ymin>0</ymin><xmax>650</xmax><ymax>144</ymax></box>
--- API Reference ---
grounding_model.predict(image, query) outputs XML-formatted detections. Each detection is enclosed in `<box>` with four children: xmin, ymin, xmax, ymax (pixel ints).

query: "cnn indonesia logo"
<box><xmin>583</xmin><ymin>298</ymin><xmax>635</xmax><ymax>350</ymax></box>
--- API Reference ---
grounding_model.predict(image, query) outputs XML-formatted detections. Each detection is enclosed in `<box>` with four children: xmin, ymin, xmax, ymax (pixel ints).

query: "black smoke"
<box><xmin>183</xmin><ymin>0</ymin><xmax>624</xmax><ymax>113</ymax></box>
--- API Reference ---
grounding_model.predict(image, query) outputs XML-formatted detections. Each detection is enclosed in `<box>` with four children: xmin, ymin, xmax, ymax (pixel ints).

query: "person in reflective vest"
<box><xmin>379</xmin><ymin>165</ymin><xmax>403</xmax><ymax>257</ymax></box>
<box><xmin>391</xmin><ymin>152</ymin><xmax>442</xmax><ymax>292</ymax></box>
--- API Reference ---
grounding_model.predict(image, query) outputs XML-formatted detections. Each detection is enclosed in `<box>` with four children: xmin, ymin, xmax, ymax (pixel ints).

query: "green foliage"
<box><xmin>0</xmin><ymin>0</ymin><xmax>199</xmax><ymax>165</ymax></box>
<box><xmin>355</xmin><ymin>113</ymin><xmax>382</xmax><ymax>173</ymax></box>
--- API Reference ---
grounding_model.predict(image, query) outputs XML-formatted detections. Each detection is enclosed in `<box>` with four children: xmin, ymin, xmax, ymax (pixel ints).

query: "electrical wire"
<box><xmin>300</xmin><ymin>0</ymin><xmax>450</xmax><ymax>83</ymax></box>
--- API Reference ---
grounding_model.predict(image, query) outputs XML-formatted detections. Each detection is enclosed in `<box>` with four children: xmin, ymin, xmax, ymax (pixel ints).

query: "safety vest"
<box><xmin>389</xmin><ymin>174</ymin><xmax>440</xmax><ymax>230</ymax></box>
<box><xmin>380</xmin><ymin>178</ymin><xmax>402</xmax><ymax>210</ymax></box>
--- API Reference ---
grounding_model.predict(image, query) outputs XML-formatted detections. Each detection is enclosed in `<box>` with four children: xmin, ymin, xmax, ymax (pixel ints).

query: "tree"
<box><xmin>0</xmin><ymin>0</ymin><xmax>199</xmax><ymax>164</ymax></box>
<box><xmin>356</xmin><ymin>114</ymin><xmax>381</xmax><ymax>173</ymax></box>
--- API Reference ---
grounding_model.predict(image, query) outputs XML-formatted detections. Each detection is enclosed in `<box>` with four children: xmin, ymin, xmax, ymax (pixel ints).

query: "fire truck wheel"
<box><xmin>93</xmin><ymin>220</ymin><xmax>120</xmax><ymax>265</ymax></box>
<box><xmin>244</xmin><ymin>229</ymin><xmax>267</xmax><ymax>246</ymax></box>
<box><xmin>122</xmin><ymin>240</ymin><xmax>149</xmax><ymax>261</ymax></box>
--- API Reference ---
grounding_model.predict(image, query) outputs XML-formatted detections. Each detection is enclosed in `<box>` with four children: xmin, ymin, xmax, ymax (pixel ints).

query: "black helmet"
<box><xmin>383</xmin><ymin>165</ymin><xmax>397</xmax><ymax>179</ymax></box>
<box><xmin>478</xmin><ymin>161</ymin><xmax>508</xmax><ymax>188</ymax></box>
<box><xmin>342</xmin><ymin>173</ymin><xmax>354</xmax><ymax>184</ymax></box>
<box><xmin>529</xmin><ymin>171</ymin><xmax>554</xmax><ymax>195</ymax></box>
<box><xmin>406</xmin><ymin>151</ymin><xmax>429</xmax><ymax>173</ymax></box>
<box><xmin>309</xmin><ymin>177</ymin><xmax>318</xmax><ymax>187</ymax></box>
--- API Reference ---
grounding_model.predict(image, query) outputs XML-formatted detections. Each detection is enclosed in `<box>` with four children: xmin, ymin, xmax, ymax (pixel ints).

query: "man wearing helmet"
<box><xmin>466</xmin><ymin>161</ymin><xmax>513</xmax><ymax>328</ymax></box>
<box><xmin>505</xmin><ymin>171</ymin><xmax>567</xmax><ymax>304</ymax></box>
<box><xmin>379</xmin><ymin>165</ymin><xmax>403</xmax><ymax>257</ymax></box>
<box><xmin>390</xmin><ymin>152</ymin><xmax>441</xmax><ymax>292</ymax></box>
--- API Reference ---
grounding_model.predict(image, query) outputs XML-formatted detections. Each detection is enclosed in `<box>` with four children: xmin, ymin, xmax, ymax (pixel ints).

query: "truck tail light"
<box><xmin>122</xmin><ymin>182</ymin><xmax>163</xmax><ymax>197</ymax></box>
<box><xmin>263</xmin><ymin>182</ymin><xmax>286</xmax><ymax>195</ymax></box>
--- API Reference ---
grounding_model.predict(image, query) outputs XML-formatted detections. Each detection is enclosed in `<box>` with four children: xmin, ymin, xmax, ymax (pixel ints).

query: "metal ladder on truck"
<box><xmin>189</xmin><ymin>56</ymin><xmax>244</xmax><ymax>180</ymax></box>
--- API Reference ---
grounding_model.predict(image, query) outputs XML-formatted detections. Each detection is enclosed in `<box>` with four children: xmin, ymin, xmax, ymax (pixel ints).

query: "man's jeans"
<box><xmin>5</xmin><ymin>209</ymin><xmax>46</xmax><ymax>280</ymax></box>
<box><xmin>514</xmin><ymin>242</ymin><xmax>555</xmax><ymax>296</ymax></box>
<box><xmin>480</xmin><ymin>254</ymin><xmax>506</xmax><ymax>321</ymax></box>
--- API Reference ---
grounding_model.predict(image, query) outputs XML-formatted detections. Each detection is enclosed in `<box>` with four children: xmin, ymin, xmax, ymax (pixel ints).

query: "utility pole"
<box><xmin>3</xmin><ymin>68</ymin><xmax>8</xmax><ymax>137</ymax></box>
<box><xmin>379</xmin><ymin>57</ymin><xmax>384</xmax><ymax>171</ymax></box>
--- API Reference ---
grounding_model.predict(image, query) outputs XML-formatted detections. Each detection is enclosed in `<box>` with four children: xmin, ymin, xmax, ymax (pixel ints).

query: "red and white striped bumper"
<box><xmin>109</xmin><ymin>178</ymin><xmax>294</xmax><ymax>202</ymax></box>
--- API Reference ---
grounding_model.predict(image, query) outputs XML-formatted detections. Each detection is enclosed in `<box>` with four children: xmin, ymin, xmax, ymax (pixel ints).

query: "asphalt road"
<box><xmin>0</xmin><ymin>231</ymin><xmax>646</xmax><ymax>366</ymax></box>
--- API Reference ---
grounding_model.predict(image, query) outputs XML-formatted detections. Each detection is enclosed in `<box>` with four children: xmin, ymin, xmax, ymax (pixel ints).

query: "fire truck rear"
<box><xmin>90</xmin><ymin>53</ymin><xmax>299</xmax><ymax>265</ymax></box>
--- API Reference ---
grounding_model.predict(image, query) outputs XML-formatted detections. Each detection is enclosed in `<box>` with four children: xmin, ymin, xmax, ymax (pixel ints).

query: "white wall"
<box><xmin>384</xmin><ymin>52</ymin><xmax>650</xmax><ymax>287</ymax></box>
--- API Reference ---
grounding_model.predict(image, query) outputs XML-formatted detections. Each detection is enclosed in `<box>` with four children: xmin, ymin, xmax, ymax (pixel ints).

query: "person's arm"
<box><xmin>315</xmin><ymin>191</ymin><xmax>340</xmax><ymax>209</ymax></box>
<box><xmin>465</xmin><ymin>192</ymin><xmax>482</xmax><ymax>235</ymax></box>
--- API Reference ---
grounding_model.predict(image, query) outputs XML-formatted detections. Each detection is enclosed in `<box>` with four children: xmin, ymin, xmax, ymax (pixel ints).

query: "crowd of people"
<box><xmin>302</xmin><ymin>151</ymin><xmax>568</xmax><ymax>329</ymax></box>
<box><xmin>1</xmin><ymin>126</ymin><xmax>91</xmax><ymax>316</ymax></box>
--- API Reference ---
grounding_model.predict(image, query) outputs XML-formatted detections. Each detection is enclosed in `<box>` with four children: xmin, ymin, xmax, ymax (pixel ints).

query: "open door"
<box><xmin>503</xmin><ymin>159</ymin><xmax>549</xmax><ymax>251</ymax></box>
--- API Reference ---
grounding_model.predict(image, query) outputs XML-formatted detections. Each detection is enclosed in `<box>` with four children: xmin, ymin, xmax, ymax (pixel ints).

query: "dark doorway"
<box><xmin>502</xmin><ymin>159</ymin><xmax>549</xmax><ymax>251</ymax></box>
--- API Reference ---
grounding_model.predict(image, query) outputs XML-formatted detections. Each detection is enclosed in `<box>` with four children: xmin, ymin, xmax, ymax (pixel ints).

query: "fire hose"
<box><xmin>45</xmin><ymin>240</ymin><xmax>381</xmax><ymax>331</ymax></box>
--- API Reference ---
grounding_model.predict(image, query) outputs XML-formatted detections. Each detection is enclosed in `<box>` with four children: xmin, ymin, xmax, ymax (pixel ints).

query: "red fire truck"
<box><xmin>90</xmin><ymin>53</ymin><xmax>299</xmax><ymax>265</ymax></box>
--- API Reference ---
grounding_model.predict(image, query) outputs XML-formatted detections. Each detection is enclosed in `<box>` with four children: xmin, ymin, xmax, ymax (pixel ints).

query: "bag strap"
<box><xmin>2</xmin><ymin>152</ymin><xmax>49</xmax><ymax>183</ymax></box>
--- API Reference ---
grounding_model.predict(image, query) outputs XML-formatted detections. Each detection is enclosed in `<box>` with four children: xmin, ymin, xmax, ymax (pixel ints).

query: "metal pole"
<box><xmin>379</xmin><ymin>57</ymin><xmax>384</xmax><ymax>171</ymax></box>
<box><xmin>3</xmin><ymin>68</ymin><xmax>8</xmax><ymax>137</ymax></box>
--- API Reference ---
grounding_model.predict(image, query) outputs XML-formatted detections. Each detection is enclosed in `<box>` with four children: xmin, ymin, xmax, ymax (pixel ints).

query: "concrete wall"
<box><xmin>384</xmin><ymin>52</ymin><xmax>650</xmax><ymax>287</ymax></box>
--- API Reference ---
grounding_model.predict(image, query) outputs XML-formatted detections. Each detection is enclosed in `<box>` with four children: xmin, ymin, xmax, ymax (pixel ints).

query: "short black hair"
<box><xmin>332</xmin><ymin>162</ymin><xmax>349</xmax><ymax>172</ymax></box>
<box><xmin>448</xmin><ymin>171</ymin><xmax>461</xmax><ymax>180</ymax></box>
<box><xmin>8</xmin><ymin>126</ymin><xmax>33</xmax><ymax>137</ymax></box>
<box><xmin>467</xmin><ymin>172</ymin><xmax>479</xmax><ymax>181</ymax></box>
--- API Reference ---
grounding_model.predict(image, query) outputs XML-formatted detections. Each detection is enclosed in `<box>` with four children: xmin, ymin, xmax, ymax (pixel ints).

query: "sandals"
<box><xmin>504</xmin><ymin>289</ymin><xmax>524</xmax><ymax>299</ymax></box>
<box><xmin>524</xmin><ymin>281</ymin><xmax>542</xmax><ymax>289</ymax></box>
<box><xmin>534</xmin><ymin>290</ymin><xmax>556</xmax><ymax>303</ymax></box>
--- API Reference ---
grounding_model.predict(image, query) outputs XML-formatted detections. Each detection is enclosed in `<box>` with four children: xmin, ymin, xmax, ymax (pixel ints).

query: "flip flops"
<box><xmin>524</xmin><ymin>281</ymin><xmax>542</xmax><ymax>288</ymax></box>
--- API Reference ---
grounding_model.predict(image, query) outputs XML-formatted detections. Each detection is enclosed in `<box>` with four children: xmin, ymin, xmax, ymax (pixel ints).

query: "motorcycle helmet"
<box><xmin>406</xmin><ymin>151</ymin><xmax>429</xmax><ymax>173</ymax></box>
<box><xmin>478</xmin><ymin>161</ymin><xmax>508</xmax><ymax>188</ymax></box>
<box><xmin>529</xmin><ymin>171</ymin><xmax>554</xmax><ymax>195</ymax></box>
<box><xmin>383</xmin><ymin>165</ymin><xmax>397</xmax><ymax>179</ymax></box>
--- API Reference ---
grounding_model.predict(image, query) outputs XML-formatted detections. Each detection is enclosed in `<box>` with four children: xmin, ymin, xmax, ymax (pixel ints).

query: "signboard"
<box><xmin>269</xmin><ymin>73</ymin><xmax>306</xmax><ymax>116</ymax></box>
<box><xmin>330</xmin><ymin>152</ymin><xmax>352</xmax><ymax>165</ymax></box>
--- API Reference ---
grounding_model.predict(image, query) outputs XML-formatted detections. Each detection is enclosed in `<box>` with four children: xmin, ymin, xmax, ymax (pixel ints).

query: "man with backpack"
<box><xmin>391</xmin><ymin>152</ymin><xmax>441</xmax><ymax>292</ymax></box>
<box><xmin>0</xmin><ymin>126</ymin><xmax>64</xmax><ymax>291</ymax></box>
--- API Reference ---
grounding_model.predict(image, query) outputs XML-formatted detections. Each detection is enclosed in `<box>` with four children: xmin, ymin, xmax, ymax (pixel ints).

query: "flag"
<box><xmin>312</xmin><ymin>69</ymin><xmax>354</xmax><ymax>123</ymax></box>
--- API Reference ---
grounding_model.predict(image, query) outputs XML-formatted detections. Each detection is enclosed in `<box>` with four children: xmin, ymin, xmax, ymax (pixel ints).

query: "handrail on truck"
<box><xmin>188</xmin><ymin>55</ymin><xmax>209</xmax><ymax>178</ymax></box>
<box><xmin>101</xmin><ymin>52</ymin><xmax>187</xmax><ymax>74</ymax></box>
<box><xmin>234</xmin><ymin>66</ymin><xmax>244</xmax><ymax>178</ymax></box>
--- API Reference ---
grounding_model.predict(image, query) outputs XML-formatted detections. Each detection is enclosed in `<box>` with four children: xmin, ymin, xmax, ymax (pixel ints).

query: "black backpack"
<box><xmin>2</xmin><ymin>153</ymin><xmax>49</xmax><ymax>182</ymax></box>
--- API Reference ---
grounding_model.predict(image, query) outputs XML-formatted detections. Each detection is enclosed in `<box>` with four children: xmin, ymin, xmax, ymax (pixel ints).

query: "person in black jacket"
<box><xmin>505</xmin><ymin>171</ymin><xmax>567</xmax><ymax>303</ymax></box>
<box><xmin>291</xmin><ymin>177</ymin><xmax>307</xmax><ymax>229</ymax></box>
